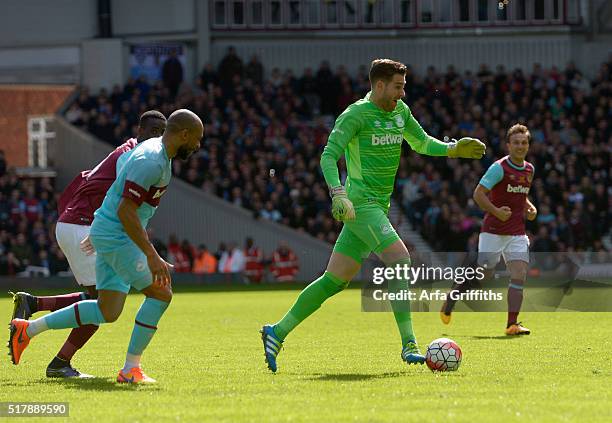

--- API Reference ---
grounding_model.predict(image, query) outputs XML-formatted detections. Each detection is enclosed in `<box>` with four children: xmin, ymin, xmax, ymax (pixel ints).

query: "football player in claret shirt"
<box><xmin>10</xmin><ymin>109</ymin><xmax>203</xmax><ymax>384</ymax></box>
<box><xmin>10</xmin><ymin>110</ymin><xmax>166</xmax><ymax>378</ymax></box>
<box><xmin>441</xmin><ymin>124</ymin><xmax>536</xmax><ymax>336</ymax></box>
<box><xmin>260</xmin><ymin>59</ymin><xmax>486</xmax><ymax>373</ymax></box>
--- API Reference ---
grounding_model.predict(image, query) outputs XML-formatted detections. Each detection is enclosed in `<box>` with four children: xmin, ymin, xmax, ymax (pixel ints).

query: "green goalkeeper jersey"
<box><xmin>320</xmin><ymin>92</ymin><xmax>449</xmax><ymax>211</ymax></box>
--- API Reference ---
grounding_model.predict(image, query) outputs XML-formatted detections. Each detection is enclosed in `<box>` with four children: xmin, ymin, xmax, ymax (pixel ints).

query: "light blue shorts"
<box><xmin>91</xmin><ymin>237</ymin><xmax>153</xmax><ymax>294</ymax></box>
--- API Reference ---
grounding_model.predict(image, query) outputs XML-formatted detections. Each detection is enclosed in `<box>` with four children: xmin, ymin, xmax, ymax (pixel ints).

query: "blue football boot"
<box><xmin>260</xmin><ymin>324</ymin><xmax>283</xmax><ymax>373</ymax></box>
<box><xmin>401</xmin><ymin>340</ymin><xmax>426</xmax><ymax>365</ymax></box>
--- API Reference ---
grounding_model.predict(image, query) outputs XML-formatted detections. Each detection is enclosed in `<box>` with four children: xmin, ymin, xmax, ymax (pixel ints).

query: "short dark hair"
<box><xmin>139</xmin><ymin>110</ymin><xmax>166</xmax><ymax>127</ymax></box>
<box><xmin>369</xmin><ymin>59</ymin><xmax>407</xmax><ymax>84</ymax></box>
<box><xmin>506</xmin><ymin>124</ymin><xmax>531</xmax><ymax>143</ymax></box>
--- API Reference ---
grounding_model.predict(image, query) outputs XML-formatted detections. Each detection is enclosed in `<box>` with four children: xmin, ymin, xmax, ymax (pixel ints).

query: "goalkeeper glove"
<box><xmin>330</xmin><ymin>186</ymin><xmax>355</xmax><ymax>222</ymax></box>
<box><xmin>447</xmin><ymin>137</ymin><xmax>486</xmax><ymax>159</ymax></box>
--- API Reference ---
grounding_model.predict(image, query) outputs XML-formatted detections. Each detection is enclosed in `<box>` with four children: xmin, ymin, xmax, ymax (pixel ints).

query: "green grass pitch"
<box><xmin>0</xmin><ymin>289</ymin><xmax>610</xmax><ymax>422</ymax></box>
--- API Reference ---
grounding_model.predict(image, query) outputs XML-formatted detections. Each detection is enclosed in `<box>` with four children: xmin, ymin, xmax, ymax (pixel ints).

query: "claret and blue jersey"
<box><xmin>90</xmin><ymin>137</ymin><xmax>172</xmax><ymax>250</ymax></box>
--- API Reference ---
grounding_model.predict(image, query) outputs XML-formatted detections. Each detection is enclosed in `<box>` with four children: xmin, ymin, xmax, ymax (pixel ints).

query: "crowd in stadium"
<box><xmin>0</xmin><ymin>153</ymin><xmax>70</xmax><ymax>276</ymax></box>
<box><xmin>0</xmin><ymin>149</ymin><xmax>298</xmax><ymax>279</ymax></box>
<box><xmin>65</xmin><ymin>49</ymin><xmax>609</xmax><ymax>253</ymax></box>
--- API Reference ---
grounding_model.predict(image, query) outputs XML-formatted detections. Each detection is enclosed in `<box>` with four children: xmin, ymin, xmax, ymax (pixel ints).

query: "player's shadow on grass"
<box><xmin>42</xmin><ymin>377</ymin><xmax>161</xmax><ymax>392</ymax></box>
<box><xmin>306</xmin><ymin>372</ymin><xmax>404</xmax><ymax>382</ymax></box>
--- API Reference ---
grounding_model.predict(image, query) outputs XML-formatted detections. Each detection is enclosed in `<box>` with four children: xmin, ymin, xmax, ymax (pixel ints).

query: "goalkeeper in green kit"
<box><xmin>261</xmin><ymin>59</ymin><xmax>485</xmax><ymax>372</ymax></box>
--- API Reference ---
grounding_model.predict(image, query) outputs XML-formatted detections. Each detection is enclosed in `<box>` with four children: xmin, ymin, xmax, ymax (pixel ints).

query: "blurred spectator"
<box><xmin>167</xmin><ymin>234</ymin><xmax>191</xmax><ymax>273</ymax></box>
<box><xmin>148</xmin><ymin>228</ymin><xmax>168</xmax><ymax>260</ymax></box>
<box><xmin>181</xmin><ymin>239</ymin><xmax>196</xmax><ymax>271</ymax></box>
<box><xmin>161</xmin><ymin>49</ymin><xmax>183</xmax><ymax>99</ymax></box>
<box><xmin>229</xmin><ymin>242</ymin><xmax>246</xmax><ymax>273</ymax></box>
<box><xmin>270</xmin><ymin>241</ymin><xmax>299</xmax><ymax>282</ymax></box>
<box><xmin>245</xmin><ymin>54</ymin><xmax>264</xmax><ymax>85</ymax></box>
<box><xmin>193</xmin><ymin>244</ymin><xmax>217</xmax><ymax>274</ymax></box>
<box><xmin>244</xmin><ymin>237</ymin><xmax>264</xmax><ymax>283</ymax></box>
<box><xmin>199</xmin><ymin>63</ymin><xmax>219</xmax><ymax>88</ymax></box>
<box><xmin>9</xmin><ymin>233</ymin><xmax>32</xmax><ymax>273</ymax></box>
<box><xmin>218</xmin><ymin>46</ymin><xmax>244</xmax><ymax>88</ymax></box>
<box><xmin>217</xmin><ymin>242</ymin><xmax>230</xmax><ymax>272</ymax></box>
<box><xmin>0</xmin><ymin>150</ymin><xmax>6</xmax><ymax>177</ymax></box>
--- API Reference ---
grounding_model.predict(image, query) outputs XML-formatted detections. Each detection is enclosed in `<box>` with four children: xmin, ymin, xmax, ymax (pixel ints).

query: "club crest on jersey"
<box><xmin>395</xmin><ymin>116</ymin><xmax>405</xmax><ymax>128</ymax></box>
<box><xmin>135</xmin><ymin>261</ymin><xmax>146</xmax><ymax>272</ymax></box>
<box><xmin>146</xmin><ymin>185</ymin><xmax>168</xmax><ymax>206</ymax></box>
<box><xmin>381</xmin><ymin>223</ymin><xmax>393</xmax><ymax>235</ymax></box>
<box><xmin>371</xmin><ymin>134</ymin><xmax>402</xmax><ymax>146</ymax></box>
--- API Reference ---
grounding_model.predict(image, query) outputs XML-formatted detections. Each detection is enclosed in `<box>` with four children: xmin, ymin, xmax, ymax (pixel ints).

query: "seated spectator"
<box><xmin>193</xmin><ymin>244</ymin><xmax>217</xmax><ymax>274</ymax></box>
<box><xmin>167</xmin><ymin>234</ymin><xmax>191</xmax><ymax>273</ymax></box>
<box><xmin>270</xmin><ymin>241</ymin><xmax>299</xmax><ymax>282</ymax></box>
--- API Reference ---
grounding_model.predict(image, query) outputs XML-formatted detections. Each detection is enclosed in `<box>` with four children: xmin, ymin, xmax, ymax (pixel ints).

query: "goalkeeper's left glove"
<box><xmin>447</xmin><ymin>137</ymin><xmax>486</xmax><ymax>159</ymax></box>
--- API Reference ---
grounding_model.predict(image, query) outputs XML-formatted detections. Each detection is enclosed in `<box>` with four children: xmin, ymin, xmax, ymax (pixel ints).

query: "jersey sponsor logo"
<box><xmin>128</xmin><ymin>188</ymin><xmax>142</xmax><ymax>198</ymax></box>
<box><xmin>506</xmin><ymin>184</ymin><xmax>530</xmax><ymax>194</ymax></box>
<box><xmin>371</xmin><ymin>133</ymin><xmax>402</xmax><ymax>146</ymax></box>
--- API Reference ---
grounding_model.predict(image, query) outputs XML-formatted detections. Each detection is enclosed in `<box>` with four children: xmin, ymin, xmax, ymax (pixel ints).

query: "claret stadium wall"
<box><xmin>50</xmin><ymin>116</ymin><xmax>332</xmax><ymax>281</ymax></box>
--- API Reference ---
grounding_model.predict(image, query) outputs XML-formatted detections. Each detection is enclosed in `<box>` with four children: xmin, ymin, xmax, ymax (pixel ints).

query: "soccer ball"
<box><xmin>425</xmin><ymin>338</ymin><xmax>462</xmax><ymax>372</ymax></box>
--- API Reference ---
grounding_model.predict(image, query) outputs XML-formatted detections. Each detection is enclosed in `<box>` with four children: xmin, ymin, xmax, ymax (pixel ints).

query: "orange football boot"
<box><xmin>117</xmin><ymin>367</ymin><xmax>156</xmax><ymax>384</ymax></box>
<box><xmin>8</xmin><ymin>319</ymin><xmax>31</xmax><ymax>365</ymax></box>
<box><xmin>505</xmin><ymin>322</ymin><xmax>531</xmax><ymax>336</ymax></box>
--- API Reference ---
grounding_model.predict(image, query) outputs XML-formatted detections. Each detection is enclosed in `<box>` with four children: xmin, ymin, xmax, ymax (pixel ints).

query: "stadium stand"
<box><xmin>0</xmin><ymin>153</ymin><xmax>70</xmax><ymax>276</ymax></box>
<box><xmin>66</xmin><ymin>56</ymin><xmax>610</xmax><ymax>253</ymax></box>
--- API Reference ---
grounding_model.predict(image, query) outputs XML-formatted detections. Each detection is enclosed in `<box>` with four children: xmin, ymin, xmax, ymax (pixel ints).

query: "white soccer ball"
<box><xmin>425</xmin><ymin>337</ymin><xmax>462</xmax><ymax>372</ymax></box>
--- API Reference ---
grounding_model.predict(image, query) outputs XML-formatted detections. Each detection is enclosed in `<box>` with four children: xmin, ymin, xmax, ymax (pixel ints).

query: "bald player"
<box><xmin>10</xmin><ymin>110</ymin><xmax>166</xmax><ymax>379</ymax></box>
<box><xmin>9</xmin><ymin>109</ymin><xmax>204</xmax><ymax>384</ymax></box>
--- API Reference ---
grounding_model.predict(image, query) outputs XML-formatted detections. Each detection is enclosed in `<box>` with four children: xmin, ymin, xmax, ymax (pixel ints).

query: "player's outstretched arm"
<box><xmin>447</xmin><ymin>137</ymin><xmax>486</xmax><ymax>159</ymax></box>
<box><xmin>118</xmin><ymin>197</ymin><xmax>173</xmax><ymax>287</ymax></box>
<box><xmin>402</xmin><ymin>108</ymin><xmax>485</xmax><ymax>159</ymax></box>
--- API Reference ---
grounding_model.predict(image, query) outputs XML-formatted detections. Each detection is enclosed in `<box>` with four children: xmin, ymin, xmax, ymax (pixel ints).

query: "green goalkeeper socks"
<box><xmin>388</xmin><ymin>258</ymin><xmax>416</xmax><ymax>346</ymax></box>
<box><xmin>273</xmin><ymin>271</ymin><xmax>348</xmax><ymax>340</ymax></box>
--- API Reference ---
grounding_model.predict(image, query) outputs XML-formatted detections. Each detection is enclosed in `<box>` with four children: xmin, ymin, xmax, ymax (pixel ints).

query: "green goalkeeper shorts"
<box><xmin>333</xmin><ymin>203</ymin><xmax>401</xmax><ymax>264</ymax></box>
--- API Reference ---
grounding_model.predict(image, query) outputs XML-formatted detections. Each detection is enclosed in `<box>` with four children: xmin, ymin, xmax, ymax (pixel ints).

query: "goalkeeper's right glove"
<box><xmin>330</xmin><ymin>186</ymin><xmax>355</xmax><ymax>222</ymax></box>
